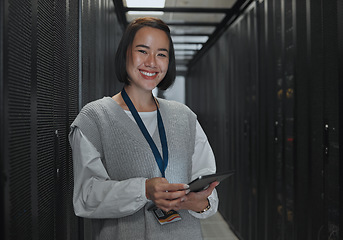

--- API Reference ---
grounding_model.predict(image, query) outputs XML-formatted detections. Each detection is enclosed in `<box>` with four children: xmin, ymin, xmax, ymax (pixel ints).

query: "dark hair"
<box><xmin>114</xmin><ymin>17</ymin><xmax>176</xmax><ymax>90</ymax></box>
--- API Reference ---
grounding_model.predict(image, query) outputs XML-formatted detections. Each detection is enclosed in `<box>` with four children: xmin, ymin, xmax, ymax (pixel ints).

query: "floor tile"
<box><xmin>200</xmin><ymin>212</ymin><xmax>239</xmax><ymax>240</ymax></box>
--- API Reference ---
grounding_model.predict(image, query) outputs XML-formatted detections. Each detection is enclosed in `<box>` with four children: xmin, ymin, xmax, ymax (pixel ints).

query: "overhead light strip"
<box><xmin>127</xmin><ymin>11</ymin><xmax>164</xmax><ymax>15</ymax></box>
<box><xmin>125</xmin><ymin>0</ymin><xmax>165</xmax><ymax>8</ymax></box>
<box><xmin>125</xmin><ymin>0</ymin><xmax>165</xmax><ymax>15</ymax></box>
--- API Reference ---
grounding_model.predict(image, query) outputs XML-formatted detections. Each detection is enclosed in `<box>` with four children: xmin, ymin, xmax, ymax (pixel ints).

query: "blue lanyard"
<box><xmin>121</xmin><ymin>88</ymin><xmax>168</xmax><ymax>178</ymax></box>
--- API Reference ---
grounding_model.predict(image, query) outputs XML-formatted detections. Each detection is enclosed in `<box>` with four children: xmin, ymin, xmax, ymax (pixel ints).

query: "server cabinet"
<box><xmin>1</xmin><ymin>0</ymin><xmax>80</xmax><ymax>239</ymax></box>
<box><xmin>186</xmin><ymin>0</ymin><xmax>341</xmax><ymax>239</ymax></box>
<box><xmin>80</xmin><ymin>0</ymin><xmax>123</xmax><ymax>107</ymax></box>
<box><xmin>1</xmin><ymin>0</ymin><xmax>123</xmax><ymax>239</ymax></box>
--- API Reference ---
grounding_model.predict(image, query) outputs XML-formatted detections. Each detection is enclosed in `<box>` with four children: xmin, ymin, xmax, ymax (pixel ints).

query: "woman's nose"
<box><xmin>145</xmin><ymin>54</ymin><xmax>156</xmax><ymax>67</ymax></box>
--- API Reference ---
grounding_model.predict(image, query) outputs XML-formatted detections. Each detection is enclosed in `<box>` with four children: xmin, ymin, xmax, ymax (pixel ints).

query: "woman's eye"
<box><xmin>138</xmin><ymin>50</ymin><xmax>147</xmax><ymax>54</ymax></box>
<box><xmin>158</xmin><ymin>53</ymin><xmax>167</xmax><ymax>57</ymax></box>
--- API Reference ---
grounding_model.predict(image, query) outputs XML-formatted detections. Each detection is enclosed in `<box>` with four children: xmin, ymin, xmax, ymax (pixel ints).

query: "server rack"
<box><xmin>187</xmin><ymin>0</ymin><xmax>341</xmax><ymax>239</ymax></box>
<box><xmin>1</xmin><ymin>0</ymin><xmax>122</xmax><ymax>239</ymax></box>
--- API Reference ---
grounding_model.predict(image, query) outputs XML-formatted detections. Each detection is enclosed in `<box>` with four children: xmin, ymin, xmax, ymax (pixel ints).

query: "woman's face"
<box><xmin>126</xmin><ymin>26</ymin><xmax>170</xmax><ymax>92</ymax></box>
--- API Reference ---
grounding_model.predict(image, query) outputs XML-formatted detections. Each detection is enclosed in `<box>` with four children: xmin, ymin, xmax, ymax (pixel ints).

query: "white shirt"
<box><xmin>69</xmin><ymin>110</ymin><xmax>218</xmax><ymax>219</ymax></box>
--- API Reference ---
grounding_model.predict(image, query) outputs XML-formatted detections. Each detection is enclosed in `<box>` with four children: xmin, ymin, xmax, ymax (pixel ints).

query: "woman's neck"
<box><xmin>113</xmin><ymin>86</ymin><xmax>158</xmax><ymax>112</ymax></box>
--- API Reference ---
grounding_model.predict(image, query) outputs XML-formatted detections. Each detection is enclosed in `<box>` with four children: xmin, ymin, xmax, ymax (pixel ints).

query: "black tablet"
<box><xmin>188</xmin><ymin>171</ymin><xmax>235</xmax><ymax>192</ymax></box>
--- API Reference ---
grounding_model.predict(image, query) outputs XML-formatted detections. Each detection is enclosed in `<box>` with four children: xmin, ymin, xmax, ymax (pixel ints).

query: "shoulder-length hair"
<box><xmin>114</xmin><ymin>17</ymin><xmax>176</xmax><ymax>91</ymax></box>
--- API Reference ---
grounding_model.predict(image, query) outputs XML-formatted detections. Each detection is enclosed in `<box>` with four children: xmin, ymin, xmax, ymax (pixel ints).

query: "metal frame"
<box><xmin>339</xmin><ymin>0</ymin><xmax>343</xmax><ymax>236</ymax></box>
<box><xmin>0</xmin><ymin>0</ymin><xmax>6</xmax><ymax>239</ymax></box>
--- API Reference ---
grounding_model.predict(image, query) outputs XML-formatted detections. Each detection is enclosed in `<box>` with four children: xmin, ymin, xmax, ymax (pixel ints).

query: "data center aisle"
<box><xmin>200</xmin><ymin>212</ymin><xmax>239</xmax><ymax>240</ymax></box>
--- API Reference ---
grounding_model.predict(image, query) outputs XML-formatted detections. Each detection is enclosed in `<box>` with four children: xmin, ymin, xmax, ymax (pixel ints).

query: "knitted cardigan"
<box><xmin>71</xmin><ymin>97</ymin><xmax>203</xmax><ymax>240</ymax></box>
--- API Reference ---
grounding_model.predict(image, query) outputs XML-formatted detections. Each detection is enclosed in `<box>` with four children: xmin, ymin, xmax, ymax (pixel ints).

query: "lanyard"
<box><xmin>121</xmin><ymin>88</ymin><xmax>168</xmax><ymax>178</ymax></box>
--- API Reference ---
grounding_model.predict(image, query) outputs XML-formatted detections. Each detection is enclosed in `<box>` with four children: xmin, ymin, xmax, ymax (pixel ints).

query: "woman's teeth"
<box><xmin>140</xmin><ymin>71</ymin><xmax>156</xmax><ymax>76</ymax></box>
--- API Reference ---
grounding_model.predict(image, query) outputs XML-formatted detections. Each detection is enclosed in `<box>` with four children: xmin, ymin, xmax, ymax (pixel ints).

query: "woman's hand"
<box><xmin>177</xmin><ymin>181</ymin><xmax>219</xmax><ymax>212</ymax></box>
<box><xmin>146</xmin><ymin>177</ymin><xmax>189</xmax><ymax>212</ymax></box>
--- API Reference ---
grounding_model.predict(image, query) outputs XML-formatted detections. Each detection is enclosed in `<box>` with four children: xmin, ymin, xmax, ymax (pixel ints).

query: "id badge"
<box><xmin>152</xmin><ymin>207</ymin><xmax>182</xmax><ymax>225</ymax></box>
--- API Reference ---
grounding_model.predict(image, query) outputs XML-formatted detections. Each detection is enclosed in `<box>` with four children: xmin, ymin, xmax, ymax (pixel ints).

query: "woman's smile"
<box><xmin>139</xmin><ymin>70</ymin><xmax>158</xmax><ymax>78</ymax></box>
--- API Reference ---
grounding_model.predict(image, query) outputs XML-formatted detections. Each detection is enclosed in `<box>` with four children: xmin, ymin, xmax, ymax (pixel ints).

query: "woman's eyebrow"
<box><xmin>158</xmin><ymin>48</ymin><xmax>169</xmax><ymax>53</ymax></box>
<box><xmin>135</xmin><ymin>44</ymin><xmax>149</xmax><ymax>49</ymax></box>
<box><xmin>135</xmin><ymin>44</ymin><xmax>169</xmax><ymax>52</ymax></box>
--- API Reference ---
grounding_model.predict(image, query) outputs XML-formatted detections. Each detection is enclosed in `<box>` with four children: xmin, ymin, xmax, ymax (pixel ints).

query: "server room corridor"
<box><xmin>1</xmin><ymin>0</ymin><xmax>342</xmax><ymax>239</ymax></box>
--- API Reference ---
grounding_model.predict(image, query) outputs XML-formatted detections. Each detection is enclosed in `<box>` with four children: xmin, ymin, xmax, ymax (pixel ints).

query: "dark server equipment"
<box><xmin>187</xmin><ymin>1</ymin><xmax>341</xmax><ymax>240</ymax></box>
<box><xmin>1</xmin><ymin>0</ymin><xmax>80</xmax><ymax>239</ymax></box>
<box><xmin>1</xmin><ymin>0</ymin><xmax>122</xmax><ymax>239</ymax></box>
<box><xmin>80</xmin><ymin>0</ymin><xmax>123</xmax><ymax>106</ymax></box>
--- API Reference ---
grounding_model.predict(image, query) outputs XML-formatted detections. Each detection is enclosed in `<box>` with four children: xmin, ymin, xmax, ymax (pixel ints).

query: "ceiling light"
<box><xmin>174</xmin><ymin>44</ymin><xmax>203</xmax><ymax>51</ymax></box>
<box><xmin>125</xmin><ymin>0</ymin><xmax>165</xmax><ymax>8</ymax></box>
<box><xmin>127</xmin><ymin>11</ymin><xmax>164</xmax><ymax>16</ymax></box>
<box><xmin>175</xmin><ymin>50</ymin><xmax>196</xmax><ymax>56</ymax></box>
<box><xmin>172</xmin><ymin>36</ymin><xmax>209</xmax><ymax>43</ymax></box>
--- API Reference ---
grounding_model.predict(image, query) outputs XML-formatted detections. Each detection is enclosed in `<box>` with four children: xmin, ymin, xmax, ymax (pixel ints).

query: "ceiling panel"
<box><xmin>173</xmin><ymin>44</ymin><xmax>203</xmax><ymax>50</ymax></box>
<box><xmin>172</xmin><ymin>36</ymin><xmax>209</xmax><ymax>43</ymax></box>
<box><xmin>169</xmin><ymin>26</ymin><xmax>215</xmax><ymax>35</ymax></box>
<box><xmin>115</xmin><ymin>0</ymin><xmax>252</xmax><ymax>75</ymax></box>
<box><xmin>126</xmin><ymin>12</ymin><xmax>225</xmax><ymax>23</ymax></box>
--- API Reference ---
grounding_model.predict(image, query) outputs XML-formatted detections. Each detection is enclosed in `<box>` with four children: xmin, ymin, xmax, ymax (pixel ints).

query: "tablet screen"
<box><xmin>188</xmin><ymin>171</ymin><xmax>235</xmax><ymax>192</ymax></box>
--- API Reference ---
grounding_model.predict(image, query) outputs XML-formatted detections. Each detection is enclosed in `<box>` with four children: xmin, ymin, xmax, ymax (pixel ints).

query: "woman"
<box><xmin>69</xmin><ymin>17</ymin><xmax>219</xmax><ymax>240</ymax></box>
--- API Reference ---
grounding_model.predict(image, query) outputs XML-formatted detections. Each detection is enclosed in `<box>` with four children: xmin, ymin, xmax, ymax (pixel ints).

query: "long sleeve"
<box><xmin>69</xmin><ymin>127</ymin><xmax>149</xmax><ymax>219</ymax></box>
<box><xmin>188</xmin><ymin>120</ymin><xmax>219</xmax><ymax>219</ymax></box>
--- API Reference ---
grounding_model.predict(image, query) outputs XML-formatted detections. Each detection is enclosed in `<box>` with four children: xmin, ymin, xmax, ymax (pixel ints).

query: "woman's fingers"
<box><xmin>154</xmin><ymin>197</ymin><xmax>185</xmax><ymax>212</ymax></box>
<box><xmin>178</xmin><ymin>181</ymin><xmax>219</xmax><ymax>212</ymax></box>
<box><xmin>200</xmin><ymin>181</ymin><xmax>219</xmax><ymax>196</ymax></box>
<box><xmin>146</xmin><ymin>177</ymin><xmax>189</xmax><ymax>211</ymax></box>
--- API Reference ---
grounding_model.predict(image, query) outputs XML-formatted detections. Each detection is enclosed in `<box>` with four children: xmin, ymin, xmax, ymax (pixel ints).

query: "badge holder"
<box><xmin>150</xmin><ymin>206</ymin><xmax>182</xmax><ymax>225</ymax></box>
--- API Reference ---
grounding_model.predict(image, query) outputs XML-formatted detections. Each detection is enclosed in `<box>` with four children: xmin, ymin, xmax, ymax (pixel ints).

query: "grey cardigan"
<box><xmin>71</xmin><ymin>97</ymin><xmax>203</xmax><ymax>240</ymax></box>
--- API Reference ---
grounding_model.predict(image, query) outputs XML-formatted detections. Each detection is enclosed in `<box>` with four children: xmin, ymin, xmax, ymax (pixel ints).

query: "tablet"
<box><xmin>188</xmin><ymin>171</ymin><xmax>235</xmax><ymax>192</ymax></box>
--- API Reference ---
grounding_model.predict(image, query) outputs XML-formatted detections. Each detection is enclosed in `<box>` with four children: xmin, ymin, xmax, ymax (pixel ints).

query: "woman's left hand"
<box><xmin>174</xmin><ymin>181</ymin><xmax>219</xmax><ymax>212</ymax></box>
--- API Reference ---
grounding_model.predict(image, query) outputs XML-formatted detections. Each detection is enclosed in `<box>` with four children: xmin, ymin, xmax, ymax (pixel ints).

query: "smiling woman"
<box><xmin>69</xmin><ymin>17</ymin><xmax>219</xmax><ymax>240</ymax></box>
<box><xmin>125</xmin><ymin>27</ymin><xmax>170</xmax><ymax>94</ymax></box>
<box><xmin>114</xmin><ymin>17</ymin><xmax>176</xmax><ymax>91</ymax></box>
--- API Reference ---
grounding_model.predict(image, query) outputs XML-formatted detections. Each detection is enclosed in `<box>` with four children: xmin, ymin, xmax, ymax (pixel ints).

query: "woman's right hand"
<box><xmin>145</xmin><ymin>177</ymin><xmax>189</xmax><ymax>212</ymax></box>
